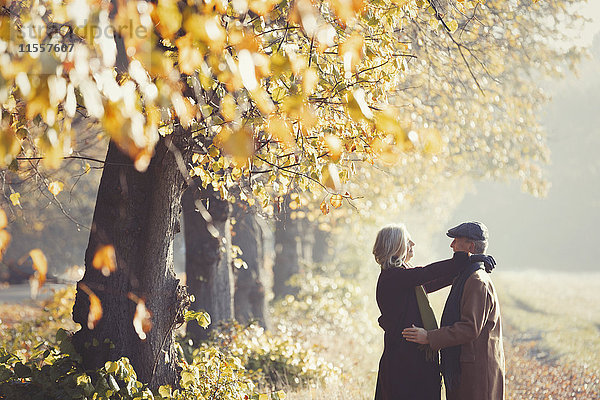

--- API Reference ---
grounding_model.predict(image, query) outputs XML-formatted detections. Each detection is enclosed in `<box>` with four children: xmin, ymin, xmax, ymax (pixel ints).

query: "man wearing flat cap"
<box><xmin>403</xmin><ymin>221</ymin><xmax>505</xmax><ymax>400</ymax></box>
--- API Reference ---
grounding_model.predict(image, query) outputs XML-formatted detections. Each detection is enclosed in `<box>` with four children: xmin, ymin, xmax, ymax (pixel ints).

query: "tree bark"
<box><xmin>272</xmin><ymin>195</ymin><xmax>302</xmax><ymax>299</ymax></box>
<box><xmin>300</xmin><ymin>218</ymin><xmax>315</xmax><ymax>264</ymax></box>
<box><xmin>72</xmin><ymin>132</ymin><xmax>192</xmax><ymax>389</ymax></box>
<box><xmin>312</xmin><ymin>226</ymin><xmax>332</xmax><ymax>264</ymax></box>
<box><xmin>232</xmin><ymin>204</ymin><xmax>268</xmax><ymax>328</ymax></box>
<box><xmin>182</xmin><ymin>183</ymin><xmax>233</xmax><ymax>342</ymax></box>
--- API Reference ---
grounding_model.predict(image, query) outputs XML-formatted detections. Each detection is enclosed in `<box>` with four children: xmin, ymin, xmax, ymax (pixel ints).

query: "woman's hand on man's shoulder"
<box><xmin>469</xmin><ymin>254</ymin><xmax>496</xmax><ymax>273</ymax></box>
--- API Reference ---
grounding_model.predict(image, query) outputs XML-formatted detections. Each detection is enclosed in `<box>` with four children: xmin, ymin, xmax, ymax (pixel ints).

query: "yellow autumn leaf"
<box><xmin>320</xmin><ymin>163</ymin><xmax>342</xmax><ymax>191</ymax></box>
<box><xmin>29</xmin><ymin>249</ymin><xmax>48</xmax><ymax>286</ymax></box>
<box><xmin>421</xmin><ymin>129</ymin><xmax>444</xmax><ymax>154</ymax></box>
<box><xmin>92</xmin><ymin>245</ymin><xmax>117</xmax><ymax>277</ymax></box>
<box><xmin>269</xmin><ymin>52</ymin><xmax>291</xmax><ymax>77</ymax></box>
<box><xmin>320</xmin><ymin>200</ymin><xmax>330</xmax><ymax>215</ymax></box>
<box><xmin>324</xmin><ymin>135</ymin><xmax>343</xmax><ymax>162</ymax></box>
<box><xmin>48</xmin><ymin>181</ymin><xmax>64</xmax><ymax>196</ymax></box>
<box><xmin>347</xmin><ymin>88</ymin><xmax>373</xmax><ymax>121</ymax></box>
<box><xmin>153</xmin><ymin>0</ymin><xmax>182</xmax><ymax>40</ymax></box>
<box><xmin>447</xmin><ymin>20</ymin><xmax>459</xmax><ymax>33</ymax></box>
<box><xmin>158</xmin><ymin>386</ymin><xmax>172</xmax><ymax>397</ymax></box>
<box><xmin>274</xmin><ymin>390</ymin><xmax>287</xmax><ymax>400</ymax></box>
<box><xmin>88</xmin><ymin>292</ymin><xmax>103</xmax><ymax>329</ymax></box>
<box><xmin>132</xmin><ymin>299</ymin><xmax>152</xmax><ymax>340</ymax></box>
<box><xmin>302</xmin><ymin>68</ymin><xmax>319</xmax><ymax>95</ymax></box>
<box><xmin>249</xmin><ymin>0</ymin><xmax>278</xmax><ymax>16</ymax></box>
<box><xmin>0</xmin><ymin>209</ymin><xmax>7</xmax><ymax>230</ymax></box>
<box><xmin>0</xmin><ymin>230</ymin><xmax>11</xmax><ymax>260</ymax></box>
<box><xmin>215</xmin><ymin>127</ymin><xmax>255</xmax><ymax>167</ymax></box>
<box><xmin>250</xmin><ymin>87</ymin><xmax>275</xmax><ymax>115</ymax></box>
<box><xmin>176</xmin><ymin>34</ymin><xmax>204</xmax><ymax>75</ymax></box>
<box><xmin>0</xmin><ymin>128</ymin><xmax>21</xmax><ymax>166</ymax></box>
<box><xmin>184</xmin><ymin>15</ymin><xmax>226</xmax><ymax>50</ymax></box>
<box><xmin>79</xmin><ymin>283</ymin><xmax>103</xmax><ymax>329</ymax></box>
<box><xmin>329</xmin><ymin>0</ymin><xmax>361</xmax><ymax>26</ymax></box>
<box><xmin>267</xmin><ymin>117</ymin><xmax>295</xmax><ymax>150</ymax></box>
<box><xmin>374</xmin><ymin>109</ymin><xmax>404</xmax><ymax>138</ymax></box>
<box><xmin>220</xmin><ymin>94</ymin><xmax>237</xmax><ymax>122</ymax></box>
<box><xmin>10</xmin><ymin>192</ymin><xmax>20</xmax><ymax>206</ymax></box>
<box><xmin>213</xmin><ymin>126</ymin><xmax>232</xmax><ymax>149</ymax></box>
<box><xmin>339</xmin><ymin>33</ymin><xmax>364</xmax><ymax>78</ymax></box>
<box><xmin>329</xmin><ymin>194</ymin><xmax>343</xmax><ymax>209</ymax></box>
<box><xmin>171</xmin><ymin>92</ymin><xmax>194</xmax><ymax>128</ymax></box>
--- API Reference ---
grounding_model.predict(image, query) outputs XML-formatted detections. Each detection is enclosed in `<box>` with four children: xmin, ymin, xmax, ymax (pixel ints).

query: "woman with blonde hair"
<box><xmin>373</xmin><ymin>224</ymin><xmax>472</xmax><ymax>400</ymax></box>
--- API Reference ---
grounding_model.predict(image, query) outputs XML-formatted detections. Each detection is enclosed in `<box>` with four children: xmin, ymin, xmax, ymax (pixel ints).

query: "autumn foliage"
<box><xmin>1</xmin><ymin>0</ymin><xmax>585</xmax><ymax>213</ymax></box>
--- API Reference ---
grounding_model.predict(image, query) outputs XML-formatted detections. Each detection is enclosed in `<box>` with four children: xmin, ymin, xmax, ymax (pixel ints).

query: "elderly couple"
<box><xmin>372</xmin><ymin>221</ymin><xmax>505</xmax><ymax>400</ymax></box>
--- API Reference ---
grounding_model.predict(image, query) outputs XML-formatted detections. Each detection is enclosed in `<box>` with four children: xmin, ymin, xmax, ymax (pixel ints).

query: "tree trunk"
<box><xmin>272</xmin><ymin>195</ymin><xmax>302</xmax><ymax>299</ymax></box>
<box><xmin>182</xmin><ymin>183</ymin><xmax>233</xmax><ymax>342</ymax></box>
<box><xmin>72</xmin><ymin>132</ymin><xmax>192</xmax><ymax>389</ymax></box>
<box><xmin>300</xmin><ymin>218</ymin><xmax>315</xmax><ymax>264</ymax></box>
<box><xmin>312</xmin><ymin>227</ymin><xmax>332</xmax><ymax>264</ymax></box>
<box><xmin>232</xmin><ymin>204</ymin><xmax>268</xmax><ymax>328</ymax></box>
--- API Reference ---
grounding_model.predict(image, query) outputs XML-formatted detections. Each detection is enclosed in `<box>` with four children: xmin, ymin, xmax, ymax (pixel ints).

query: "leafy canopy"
<box><xmin>2</xmin><ymin>0</ymin><xmax>585</xmax><ymax>211</ymax></box>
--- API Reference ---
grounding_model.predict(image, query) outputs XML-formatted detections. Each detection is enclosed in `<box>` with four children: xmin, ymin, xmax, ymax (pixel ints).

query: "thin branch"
<box><xmin>257</xmin><ymin>25</ymin><xmax>300</xmax><ymax>37</ymax></box>
<box><xmin>276</xmin><ymin>21</ymin><xmax>290</xmax><ymax>53</ymax></box>
<box><xmin>24</xmin><ymin>158</ymin><xmax>90</xmax><ymax>230</ymax></box>
<box><xmin>427</xmin><ymin>0</ymin><xmax>485</xmax><ymax>94</ymax></box>
<box><xmin>16</xmin><ymin>155</ymin><xmax>107</xmax><ymax>164</ymax></box>
<box><xmin>255</xmin><ymin>155</ymin><xmax>332</xmax><ymax>193</ymax></box>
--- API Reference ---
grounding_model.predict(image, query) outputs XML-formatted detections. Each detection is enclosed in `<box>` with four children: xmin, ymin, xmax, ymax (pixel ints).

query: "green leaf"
<box><xmin>184</xmin><ymin>310</ymin><xmax>211</xmax><ymax>329</ymax></box>
<box><xmin>14</xmin><ymin>362</ymin><xmax>32</xmax><ymax>378</ymax></box>
<box><xmin>107</xmin><ymin>374</ymin><xmax>120</xmax><ymax>391</ymax></box>
<box><xmin>0</xmin><ymin>365</ymin><xmax>13</xmax><ymax>382</ymax></box>
<box><xmin>0</xmin><ymin>349</ymin><xmax>14</xmax><ymax>364</ymax></box>
<box><xmin>105</xmin><ymin>361</ymin><xmax>118</xmax><ymax>374</ymax></box>
<box><xmin>273</xmin><ymin>391</ymin><xmax>287</xmax><ymax>400</ymax></box>
<box><xmin>158</xmin><ymin>385</ymin><xmax>172</xmax><ymax>398</ymax></box>
<box><xmin>76</xmin><ymin>373</ymin><xmax>91</xmax><ymax>386</ymax></box>
<box><xmin>181</xmin><ymin>371</ymin><xmax>195</xmax><ymax>388</ymax></box>
<box><xmin>55</xmin><ymin>328</ymin><xmax>69</xmax><ymax>343</ymax></box>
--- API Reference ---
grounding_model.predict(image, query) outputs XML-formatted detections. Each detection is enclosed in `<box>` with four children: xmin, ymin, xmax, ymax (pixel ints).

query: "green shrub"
<box><xmin>0</xmin><ymin>337</ymin><xmax>153</xmax><ymax>400</ymax></box>
<box><xmin>0</xmin><ymin>328</ymin><xmax>285</xmax><ymax>400</ymax></box>
<box><xmin>268</xmin><ymin>261</ymin><xmax>382</xmax><ymax>395</ymax></box>
<box><xmin>179</xmin><ymin>321</ymin><xmax>337</xmax><ymax>391</ymax></box>
<box><xmin>273</xmin><ymin>262</ymin><xmax>379</xmax><ymax>345</ymax></box>
<box><xmin>0</xmin><ymin>286</ymin><xmax>77</xmax><ymax>357</ymax></box>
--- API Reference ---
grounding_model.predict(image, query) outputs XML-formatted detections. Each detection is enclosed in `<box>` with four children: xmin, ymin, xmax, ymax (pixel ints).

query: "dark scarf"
<box><xmin>439</xmin><ymin>261</ymin><xmax>484</xmax><ymax>392</ymax></box>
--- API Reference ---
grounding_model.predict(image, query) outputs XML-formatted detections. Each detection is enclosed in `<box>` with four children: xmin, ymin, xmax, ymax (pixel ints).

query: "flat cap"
<box><xmin>447</xmin><ymin>221</ymin><xmax>489</xmax><ymax>241</ymax></box>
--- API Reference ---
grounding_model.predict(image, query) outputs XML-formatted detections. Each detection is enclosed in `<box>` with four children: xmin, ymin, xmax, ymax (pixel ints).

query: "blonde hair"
<box><xmin>373</xmin><ymin>224</ymin><xmax>409</xmax><ymax>269</ymax></box>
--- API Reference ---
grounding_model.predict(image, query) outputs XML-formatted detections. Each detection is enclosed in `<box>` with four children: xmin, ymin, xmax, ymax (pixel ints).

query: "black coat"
<box><xmin>374</xmin><ymin>252</ymin><xmax>470</xmax><ymax>400</ymax></box>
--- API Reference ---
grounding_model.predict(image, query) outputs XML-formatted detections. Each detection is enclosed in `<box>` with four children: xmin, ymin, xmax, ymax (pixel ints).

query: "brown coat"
<box><xmin>427</xmin><ymin>269</ymin><xmax>505</xmax><ymax>400</ymax></box>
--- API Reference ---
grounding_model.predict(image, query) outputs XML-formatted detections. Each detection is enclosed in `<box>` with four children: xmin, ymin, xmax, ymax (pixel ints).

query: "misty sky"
<box><xmin>433</xmin><ymin>28</ymin><xmax>600</xmax><ymax>271</ymax></box>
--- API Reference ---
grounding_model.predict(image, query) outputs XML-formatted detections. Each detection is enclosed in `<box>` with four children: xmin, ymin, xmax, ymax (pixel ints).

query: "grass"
<box><xmin>494</xmin><ymin>270</ymin><xmax>600</xmax><ymax>372</ymax></box>
<box><xmin>285</xmin><ymin>270</ymin><xmax>600</xmax><ymax>399</ymax></box>
<box><xmin>1</xmin><ymin>270</ymin><xmax>598</xmax><ymax>399</ymax></box>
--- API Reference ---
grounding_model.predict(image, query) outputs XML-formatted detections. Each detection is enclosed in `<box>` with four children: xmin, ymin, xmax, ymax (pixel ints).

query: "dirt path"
<box><xmin>504</xmin><ymin>325</ymin><xmax>599</xmax><ymax>400</ymax></box>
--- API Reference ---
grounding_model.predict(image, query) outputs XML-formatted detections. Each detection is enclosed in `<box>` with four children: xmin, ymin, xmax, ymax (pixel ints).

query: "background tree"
<box><xmin>182</xmin><ymin>182</ymin><xmax>233</xmax><ymax>342</ymax></box>
<box><xmin>272</xmin><ymin>194</ymin><xmax>302</xmax><ymax>299</ymax></box>
<box><xmin>231</xmin><ymin>202</ymin><xmax>268</xmax><ymax>328</ymax></box>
